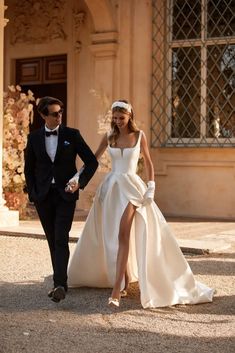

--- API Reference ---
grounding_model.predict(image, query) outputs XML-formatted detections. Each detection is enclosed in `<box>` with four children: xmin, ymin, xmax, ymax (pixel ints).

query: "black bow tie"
<box><xmin>45</xmin><ymin>130</ymin><xmax>58</xmax><ymax>137</ymax></box>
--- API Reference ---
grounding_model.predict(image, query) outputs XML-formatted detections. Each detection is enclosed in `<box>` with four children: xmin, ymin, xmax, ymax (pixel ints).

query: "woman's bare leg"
<box><xmin>111</xmin><ymin>202</ymin><xmax>136</xmax><ymax>300</ymax></box>
<box><xmin>124</xmin><ymin>270</ymin><xmax>129</xmax><ymax>290</ymax></box>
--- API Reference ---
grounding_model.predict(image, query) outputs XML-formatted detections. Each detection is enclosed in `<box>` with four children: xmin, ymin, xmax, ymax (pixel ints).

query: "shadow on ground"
<box><xmin>1</xmin><ymin>278</ymin><xmax>234</xmax><ymax>317</ymax></box>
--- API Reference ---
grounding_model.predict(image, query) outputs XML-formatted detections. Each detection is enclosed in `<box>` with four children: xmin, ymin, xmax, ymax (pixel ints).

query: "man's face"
<box><xmin>42</xmin><ymin>104</ymin><xmax>63</xmax><ymax>130</ymax></box>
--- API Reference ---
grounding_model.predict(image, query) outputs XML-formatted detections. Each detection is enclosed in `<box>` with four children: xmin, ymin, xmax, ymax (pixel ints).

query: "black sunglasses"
<box><xmin>48</xmin><ymin>108</ymin><xmax>64</xmax><ymax>117</ymax></box>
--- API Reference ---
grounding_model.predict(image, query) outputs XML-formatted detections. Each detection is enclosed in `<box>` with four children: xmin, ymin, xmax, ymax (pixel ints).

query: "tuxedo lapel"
<box><xmin>54</xmin><ymin>125</ymin><xmax>66</xmax><ymax>162</ymax></box>
<box><xmin>38</xmin><ymin>127</ymin><xmax>51</xmax><ymax>161</ymax></box>
<box><xmin>38</xmin><ymin>127</ymin><xmax>56</xmax><ymax>163</ymax></box>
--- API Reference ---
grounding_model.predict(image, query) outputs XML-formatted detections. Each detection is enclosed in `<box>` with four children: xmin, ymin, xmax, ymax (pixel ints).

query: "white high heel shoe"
<box><xmin>108</xmin><ymin>297</ymin><xmax>120</xmax><ymax>307</ymax></box>
<box><xmin>120</xmin><ymin>290</ymin><xmax>127</xmax><ymax>298</ymax></box>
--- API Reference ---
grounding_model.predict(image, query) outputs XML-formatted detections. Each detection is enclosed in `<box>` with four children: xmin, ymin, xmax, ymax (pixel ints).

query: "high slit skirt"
<box><xmin>68</xmin><ymin>172</ymin><xmax>214</xmax><ymax>308</ymax></box>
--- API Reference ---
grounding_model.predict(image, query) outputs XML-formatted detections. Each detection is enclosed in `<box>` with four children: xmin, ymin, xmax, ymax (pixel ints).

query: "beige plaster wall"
<box><xmin>152</xmin><ymin>148</ymin><xmax>235</xmax><ymax>220</ymax></box>
<box><xmin>75</xmin><ymin>0</ymin><xmax>153</xmax><ymax>209</ymax></box>
<box><xmin>3</xmin><ymin>0</ymin><xmax>234</xmax><ymax>219</ymax></box>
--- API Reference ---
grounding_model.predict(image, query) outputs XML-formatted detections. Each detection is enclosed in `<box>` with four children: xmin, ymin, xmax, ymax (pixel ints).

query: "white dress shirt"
<box><xmin>45</xmin><ymin>125</ymin><xmax>59</xmax><ymax>183</ymax></box>
<box><xmin>45</xmin><ymin>125</ymin><xmax>59</xmax><ymax>162</ymax></box>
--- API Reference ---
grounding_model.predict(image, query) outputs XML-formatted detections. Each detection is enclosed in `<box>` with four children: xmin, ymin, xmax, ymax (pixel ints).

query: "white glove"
<box><xmin>68</xmin><ymin>173</ymin><xmax>79</xmax><ymax>185</ymax></box>
<box><xmin>69</xmin><ymin>166</ymin><xmax>84</xmax><ymax>184</ymax></box>
<box><xmin>65</xmin><ymin>173</ymin><xmax>79</xmax><ymax>191</ymax></box>
<box><xmin>143</xmin><ymin>181</ymin><xmax>155</xmax><ymax>205</ymax></box>
<box><xmin>65</xmin><ymin>167</ymin><xmax>84</xmax><ymax>192</ymax></box>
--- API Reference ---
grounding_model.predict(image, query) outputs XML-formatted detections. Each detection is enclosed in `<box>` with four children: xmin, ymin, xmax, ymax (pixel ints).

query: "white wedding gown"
<box><xmin>68</xmin><ymin>131</ymin><xmax>214</xmax><ymax>308</ymax></box>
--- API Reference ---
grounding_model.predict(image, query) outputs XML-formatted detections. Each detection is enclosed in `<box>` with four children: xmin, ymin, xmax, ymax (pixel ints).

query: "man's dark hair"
<box><xmin>37</xmin><ymin>96</ymin><xmax>64</xmax><ymax>116</ymax></box>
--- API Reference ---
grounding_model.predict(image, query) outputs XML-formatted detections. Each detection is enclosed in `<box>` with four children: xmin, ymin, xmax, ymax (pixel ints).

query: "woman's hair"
<box><xmin>108</xmin><ymin>99</ymin><xmax>139</xmax><ymax>146</ymax></box>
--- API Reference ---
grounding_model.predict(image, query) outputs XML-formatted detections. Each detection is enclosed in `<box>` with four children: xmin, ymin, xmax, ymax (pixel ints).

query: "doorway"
<box><xmin>15</xmin><ymin>55</ymin><xmax>67</xmax><ymax>131</ymax></box>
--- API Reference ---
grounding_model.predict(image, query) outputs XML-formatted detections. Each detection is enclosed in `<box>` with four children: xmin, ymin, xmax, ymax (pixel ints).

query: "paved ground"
<box><xmin>0</xmin><ymin>218</ymin><xmax>235</xmax><ymax>353</ymax></box>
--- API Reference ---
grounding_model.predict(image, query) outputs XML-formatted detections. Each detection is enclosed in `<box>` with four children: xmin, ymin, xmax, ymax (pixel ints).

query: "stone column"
<box><xmin>89</xmin><ymin>32</ymin><xmax>118</xmax><ymax>106</ymax></box>
<box><xmin>0</xmin><ymin>2</ymin><xmax>19</xmax><ymax>226</ymax></box>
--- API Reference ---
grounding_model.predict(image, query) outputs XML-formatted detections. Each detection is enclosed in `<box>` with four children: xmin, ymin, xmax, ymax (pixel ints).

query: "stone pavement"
<box><xmin>0</xmin><ymin>216</ymin><xmax>235</xmax><ymax>254</ymax></box>
<box><xmin>1</xmin><ymin>216</ymin><xmax>235</xmax><ymax>353</ymax></box>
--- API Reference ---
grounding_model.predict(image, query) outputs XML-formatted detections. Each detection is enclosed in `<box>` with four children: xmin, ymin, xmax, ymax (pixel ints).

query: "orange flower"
<box><xmin>3</xmin><ymin>85</ymin><xmax>35</xmax><ymax>209</ymax></box>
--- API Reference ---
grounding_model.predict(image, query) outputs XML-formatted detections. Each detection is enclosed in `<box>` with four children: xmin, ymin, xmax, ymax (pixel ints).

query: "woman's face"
<box><xmin>112</xmin><ymin>111</ymin><xmax>130</xmax><ymax>130</ymax></box>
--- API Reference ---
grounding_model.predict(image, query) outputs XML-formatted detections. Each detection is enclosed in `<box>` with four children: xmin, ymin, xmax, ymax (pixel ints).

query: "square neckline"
<box><xmin>108</xmin><ymin>130</ymin><xmax>142</xmax><ymax>152</ymax></box>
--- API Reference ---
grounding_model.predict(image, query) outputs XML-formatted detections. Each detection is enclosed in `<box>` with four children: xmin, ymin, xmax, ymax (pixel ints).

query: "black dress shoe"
<box><xmin>51</xmin><ymin>286</ymin><xmax>66</xmax><ymax>303</ymax></box>
<box><xmin>48</xmin><ymin>285</ymin><xmax>68</xmax><ymax>298</ymax></box>
<box><xmin>48</xmin><ymin>289</ymin><xmax>54</xmax><ymax>298</ymax></box>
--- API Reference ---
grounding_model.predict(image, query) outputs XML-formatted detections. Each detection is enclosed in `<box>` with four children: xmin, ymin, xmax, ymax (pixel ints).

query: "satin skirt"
<box><xmin>68</xmin><ymin>172</ymin><xmax>214</xmax><ymax>308</ymax></box>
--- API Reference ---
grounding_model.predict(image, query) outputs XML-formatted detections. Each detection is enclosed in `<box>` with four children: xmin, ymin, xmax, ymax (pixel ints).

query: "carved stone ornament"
<box><xmin>4</xmin><ymin>5</ymin><xmax>8</xmax><ymax>27</ymax></box>
<box><xmin>73</xmin><ymin>10</ymin><xmax>85</xmax><ymax>53</ymax></box>
<box><xmin>75</xmin><ymin>40</ymin><xmax>82</xmax><ymax>54</ymax></box>
<box><xmin>73</xmin><ymin>10</ymin><xmax>85</xmax><ymax>32</ymax></box>
<box><xmin>4</xmin><ymin>18</ymin><xmax>9</xmax><ymax>27</ymax></box>
<box><xmin>10</xmin><ymin>0</ymin><xmax>67</xmax><ymax>45</ymax></box>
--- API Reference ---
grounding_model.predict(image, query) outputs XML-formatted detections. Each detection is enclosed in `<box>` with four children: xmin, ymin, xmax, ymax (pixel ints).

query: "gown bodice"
<box><xmin>108</xmin><ymin>131</ymin><xmax>141</xmax><ymax>175</ymax></box>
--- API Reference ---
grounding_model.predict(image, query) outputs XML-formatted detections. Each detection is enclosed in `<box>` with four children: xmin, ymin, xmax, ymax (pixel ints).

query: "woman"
<box><xmin>68</xmin><ymin>100</ymin><xmax>214</xmax><ymax>308</ymax></box>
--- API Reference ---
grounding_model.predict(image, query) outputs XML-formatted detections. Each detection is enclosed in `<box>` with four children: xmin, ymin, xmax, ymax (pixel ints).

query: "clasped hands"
<box><xmin>65</xmin><ymin>174</ymin><xmax>80</xmax><ymax>193</ymax></box>
<box><xmin>65</xmin><ymin>166</ymin><xmax>84</xmax><ymax>193</ymax></box>
<box><xmin>143</xmin><ymin>181</ymin><xmax>155</xmax><ymax>206</ymax></box>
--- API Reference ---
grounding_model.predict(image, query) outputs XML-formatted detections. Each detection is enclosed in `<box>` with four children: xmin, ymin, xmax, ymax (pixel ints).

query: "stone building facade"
<box><xmin>1</xmin><ymin>0</ymin><xmax>235</xmax><ymax>220</ymax></box>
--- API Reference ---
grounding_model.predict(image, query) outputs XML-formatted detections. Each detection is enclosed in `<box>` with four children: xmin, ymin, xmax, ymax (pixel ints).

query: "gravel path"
<box><xmin>1</xmin><ymin>235</ymin><xmax>235</xmax><ymax>353</ymax></box>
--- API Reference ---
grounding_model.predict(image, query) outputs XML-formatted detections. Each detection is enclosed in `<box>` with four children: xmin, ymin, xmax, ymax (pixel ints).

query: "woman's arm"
<box><xmin>140</xmin><ymin>131</ymin><xmax>155</xmax><ymax>181</ymax></box>
<box><xmin>66</xmin><ymin>134</ymin><xmax>108</xmax><ymax>193</ymax></box>
<box><xmin>95</xmin><ymin>133</ymin><xmax>108</xmax><ymax>160</ymax></box>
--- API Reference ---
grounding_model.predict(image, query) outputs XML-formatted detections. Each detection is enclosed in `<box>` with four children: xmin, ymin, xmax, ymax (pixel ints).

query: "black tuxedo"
<box><xmin>24</xmin><ymin>125</ymin><xmax>98</xmax><ymax>288</ymax></box>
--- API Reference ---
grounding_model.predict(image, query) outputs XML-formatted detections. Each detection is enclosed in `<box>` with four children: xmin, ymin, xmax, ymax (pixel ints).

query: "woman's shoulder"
<box><xmin>135</xmin><ymin>129</ymin><xmax>143</xmax><ymax>134</ymax></box>
<box><xmin>138</xmin><ymin>129</ymin><xmax>146</xmax><ymax>136</ymax></box>
<box><xmin>137</xmin><ymin>129</ymin><xmax>145</xmax><ymax>139</ymax></box>
<box><xmin>99</xmin><ymin>132</ymin><xmax>109</xmax><ymax>146</ymax></box>
<box><xmin>139</xmin><ymin>130</ymin><xmax>147</xmax><ymax>145</ymax></box>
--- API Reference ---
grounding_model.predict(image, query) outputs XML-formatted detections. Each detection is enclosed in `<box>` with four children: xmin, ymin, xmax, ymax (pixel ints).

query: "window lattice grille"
<box><xmin>152</xmin><ymin>0</ymin><xmax>235</xmax><ymax>147</ymax></box>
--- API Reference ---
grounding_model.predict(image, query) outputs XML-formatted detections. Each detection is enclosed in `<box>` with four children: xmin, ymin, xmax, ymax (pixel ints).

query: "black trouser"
<box><xmin>35</xmin><ymin>186</ymin><xmax>76</xmax><ymax>288</ymax></box>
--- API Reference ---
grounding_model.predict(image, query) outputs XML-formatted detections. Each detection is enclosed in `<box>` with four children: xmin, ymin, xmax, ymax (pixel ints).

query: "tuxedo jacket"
<box><xmin>24</xmin><ymin>125</ymin><xmax>98</xmax><ymax>203</ymax></box>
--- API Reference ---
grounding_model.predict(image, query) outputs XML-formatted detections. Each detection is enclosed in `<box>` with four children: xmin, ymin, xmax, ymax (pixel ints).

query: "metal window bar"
<box><xmin>151</xmin><ymin>0</ymin><xmax>235</xmax><ymax>147</ymax></box>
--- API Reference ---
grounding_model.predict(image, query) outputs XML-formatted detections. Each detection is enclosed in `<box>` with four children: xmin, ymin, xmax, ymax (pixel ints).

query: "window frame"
<box><xmin>151</xmin><ymin>0</ymin><xmax>235</xmax><ymax>147</ymax></box>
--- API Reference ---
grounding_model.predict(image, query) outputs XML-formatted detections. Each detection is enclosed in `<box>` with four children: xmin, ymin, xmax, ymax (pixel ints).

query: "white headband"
<box><xmin>111</xmin><ymin>101</ymin><xmax>132</xmax><ymax>113</ymax></box>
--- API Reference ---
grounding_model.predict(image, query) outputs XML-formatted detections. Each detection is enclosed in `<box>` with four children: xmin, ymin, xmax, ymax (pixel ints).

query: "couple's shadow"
<box><xmin>43</xmin><ymin>275</ymin><xmax>142</xmax><ymax>314</ymax></box>
<box><xmin>2</xmin><ymin>275</ymin><xmax>234</xmax><ymax>317</ymax></box>
<box><xmin>43</xmin><ymin>276</ymin><xmax>235</xmax><ymax>317</ymax></box>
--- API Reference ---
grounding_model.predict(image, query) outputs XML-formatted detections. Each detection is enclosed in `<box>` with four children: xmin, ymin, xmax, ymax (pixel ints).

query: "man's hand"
<box><xmin>65</xmin><ymin>176</ymin><xmax>80</xmax><ymax>193</ymax></box>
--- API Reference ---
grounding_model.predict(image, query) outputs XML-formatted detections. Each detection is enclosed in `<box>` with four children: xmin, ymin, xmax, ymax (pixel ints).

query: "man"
<box><xmin>24</xmin><ymin>96</ymin><xmax>98</xmax><ymax>303</ymax></box>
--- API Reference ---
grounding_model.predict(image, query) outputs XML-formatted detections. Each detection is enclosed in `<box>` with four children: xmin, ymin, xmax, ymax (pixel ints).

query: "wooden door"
<box><xmin>15</xmin><ymin>55</ymin><xmax>67</xmax><ymax>131</ymax></box>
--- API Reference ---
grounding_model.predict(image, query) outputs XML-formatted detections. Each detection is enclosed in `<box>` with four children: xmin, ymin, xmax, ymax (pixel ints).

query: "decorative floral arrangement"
<box><xmin>2</xmin><ymin>85</ymin><xmax>34</xmax><ymax>217</ymax></box>
<box><xmin>97</xmin><ymin>107</ymin><xmax>112</xmax><ymax>172</ymax></box>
